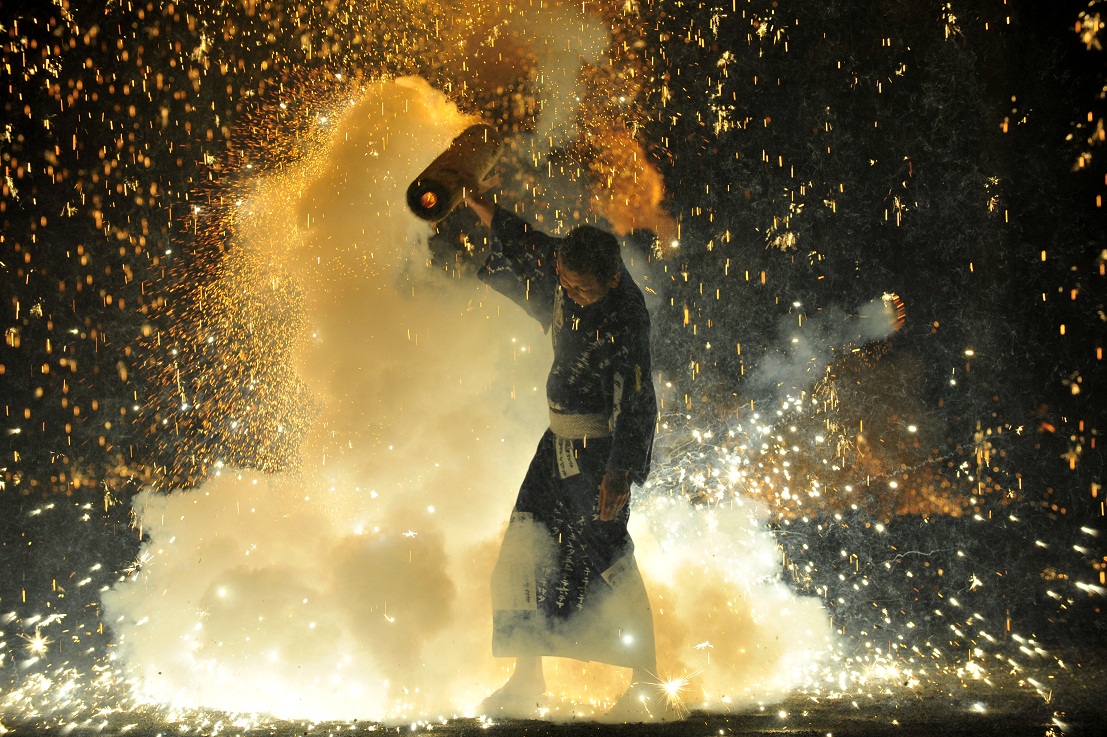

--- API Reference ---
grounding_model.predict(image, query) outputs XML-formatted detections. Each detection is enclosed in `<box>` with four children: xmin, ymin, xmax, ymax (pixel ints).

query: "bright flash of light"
<box><xmin>20</xmin><ymin>629</ymin><xmax>50</xmax><ymax>657</ymax></box>
<box><xmin>652</xmin><ymin>670</ymin><xmax>700</xmax><ymax>718</ymax></box>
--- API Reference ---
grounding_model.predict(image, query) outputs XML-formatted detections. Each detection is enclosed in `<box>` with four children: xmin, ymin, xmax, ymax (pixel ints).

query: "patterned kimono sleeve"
<box><xmin>605</xmin><ymin>309</ymin><xmax>657</xmax><ymax>485</ymax></box>
<box><xmin>477</xmin><ymin>207</ymin><xmax>559</xmax><ymax>331</ymax></box>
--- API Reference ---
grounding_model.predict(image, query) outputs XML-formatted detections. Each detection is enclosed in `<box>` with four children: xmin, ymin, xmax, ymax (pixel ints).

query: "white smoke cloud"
<box><xmin>514</xmin><ymin>8</ymin><xmax>609</xmax><ymax>149</ymax></box>
<box><xmin>102</xmin><ymin>77</ymin><xmax>832</xmax><ymax>722</ymax></box>
<box><xmin>633</xmin><ymin>494</ymin><xmax>831</xmax><ymax>707</ymax></box>
<box><xmin>103</xmin><ymin>77</ymin><xmax>550</xmax><ymax>720</ymax></box>
<box><xmin>748</xmin><ymin>297</ymin><xmax>903</xmax><ymax>401</ymax></box>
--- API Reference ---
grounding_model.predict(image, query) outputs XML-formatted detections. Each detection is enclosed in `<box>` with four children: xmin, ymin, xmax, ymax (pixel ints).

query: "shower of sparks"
<box><xmin>1</xmin><ymin>0</ymin><xmax>1104</xmax><ymax>732</ymax></box>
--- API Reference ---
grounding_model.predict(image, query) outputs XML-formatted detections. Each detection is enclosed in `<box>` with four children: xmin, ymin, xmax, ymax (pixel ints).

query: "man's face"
<box><xmin>557</xmin><ymin>257</ymin><xmax>620</xmax><ymax>307</ymax></box>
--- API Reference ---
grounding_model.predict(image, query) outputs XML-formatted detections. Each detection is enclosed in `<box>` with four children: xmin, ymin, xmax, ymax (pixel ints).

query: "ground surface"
<box><xmin>2</xmin><ymin>655</ymin><xmax>1101</xmax><ymax>737</ymax></box>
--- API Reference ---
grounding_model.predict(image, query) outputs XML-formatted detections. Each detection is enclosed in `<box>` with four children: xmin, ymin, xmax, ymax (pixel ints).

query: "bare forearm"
<box><xmin>465</xmin><ymin>189</ymin><xmax>495</xmax><ymax>227</ymax></box>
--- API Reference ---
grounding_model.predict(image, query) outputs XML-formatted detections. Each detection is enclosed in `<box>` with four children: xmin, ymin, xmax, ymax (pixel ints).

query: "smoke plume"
<box><xmin>747</xmin><ymin>297</ymin><xmax>904</xmax><ymax>402</ymax></box>
<box><xmin>102</xmin><ymin>77</ymin><xmax>831</xmax><ymax>721</ymax></box>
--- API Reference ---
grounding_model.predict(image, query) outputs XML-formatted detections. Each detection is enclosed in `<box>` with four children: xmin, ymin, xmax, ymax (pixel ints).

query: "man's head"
<box><xmin>557</xmin><ymin>225</ymin><xmax>622</xmax><ymax>307</ymax></box>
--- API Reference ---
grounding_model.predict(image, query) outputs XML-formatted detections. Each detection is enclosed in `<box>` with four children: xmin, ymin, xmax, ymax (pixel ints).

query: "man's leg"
<box><xmin>603</xmin><ymin>608</ymin><xmax>682</xmax><ymax>722</ymax></box>
<box><xmin>480</xmin><ymin>656</ymin><xmax>546</xmax><ymax>716</ymax></box>
<box><xmin>502</xmin><ymin>655</ymin><xmax>545</xmax><ymax>695</ymax></box>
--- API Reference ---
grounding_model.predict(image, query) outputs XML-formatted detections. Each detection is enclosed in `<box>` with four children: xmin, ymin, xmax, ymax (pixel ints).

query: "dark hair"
<box><xmin>559</xmin><ymin>225</ymin><xmax>621</xmax><ymax>281</ymax></box>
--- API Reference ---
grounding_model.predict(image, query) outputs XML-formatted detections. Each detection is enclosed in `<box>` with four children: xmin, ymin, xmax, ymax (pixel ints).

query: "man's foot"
<box><xmin>597</xmin><ymin>682</ymin><xmax>683</xmax><ymax>724</ymax></box>
<box><xmin>478</xmin><ymin>680</ymin><xmax>546</xmax><ymax>720</ymax></box>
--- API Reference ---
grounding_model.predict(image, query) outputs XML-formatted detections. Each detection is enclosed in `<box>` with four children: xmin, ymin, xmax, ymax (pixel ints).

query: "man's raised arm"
<box><xmin>464</xmin><ymin>188</ymin><xmax>495</xmax><ymax>227</ymax></box>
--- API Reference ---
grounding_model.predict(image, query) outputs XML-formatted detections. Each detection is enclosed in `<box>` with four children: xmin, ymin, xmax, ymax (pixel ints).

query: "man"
<box><xmin>464</xmin><ymin>190</ymin><xmax>663</xmax><ymax>720</ymax></box>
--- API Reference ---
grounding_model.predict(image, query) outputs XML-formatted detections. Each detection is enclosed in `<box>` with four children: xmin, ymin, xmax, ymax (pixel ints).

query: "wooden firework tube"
<box><xmin>407</xmin><ymin>123</ymin><xmax>502</xmax><ymax>222</ymax></box>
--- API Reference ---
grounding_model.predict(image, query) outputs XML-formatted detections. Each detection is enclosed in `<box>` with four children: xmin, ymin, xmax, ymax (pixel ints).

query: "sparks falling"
<box><xmin>2</xmin><ymin>0</ymin><xmax>1104</xmax><ymax>733</ymax></box>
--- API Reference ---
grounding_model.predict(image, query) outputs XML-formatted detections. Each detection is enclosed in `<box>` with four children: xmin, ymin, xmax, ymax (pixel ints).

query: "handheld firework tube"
<box><xmin>407</xmin><ymin>123</ymin><xmax>502</xmax><ymax>222</ymax></box>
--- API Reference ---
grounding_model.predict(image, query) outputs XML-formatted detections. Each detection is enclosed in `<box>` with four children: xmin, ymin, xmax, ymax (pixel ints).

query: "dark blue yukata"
<box><xmin>479</xmin><ymin>207</ymin><xmax>657</xmax><ymax>669</ymax></box>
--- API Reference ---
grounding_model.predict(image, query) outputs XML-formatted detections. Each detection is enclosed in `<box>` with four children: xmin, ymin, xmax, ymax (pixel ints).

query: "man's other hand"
<box><xmin>599</xmin><ymin>469</ymin><xmax>631</xmax><ymax>521</ymax></box>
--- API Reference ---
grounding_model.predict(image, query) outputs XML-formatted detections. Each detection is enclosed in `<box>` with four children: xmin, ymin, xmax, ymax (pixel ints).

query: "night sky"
<box><xmin>1</xmin><ymin>0</ymin><xmax>1104</xmax><ymax>728</ymax></box>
